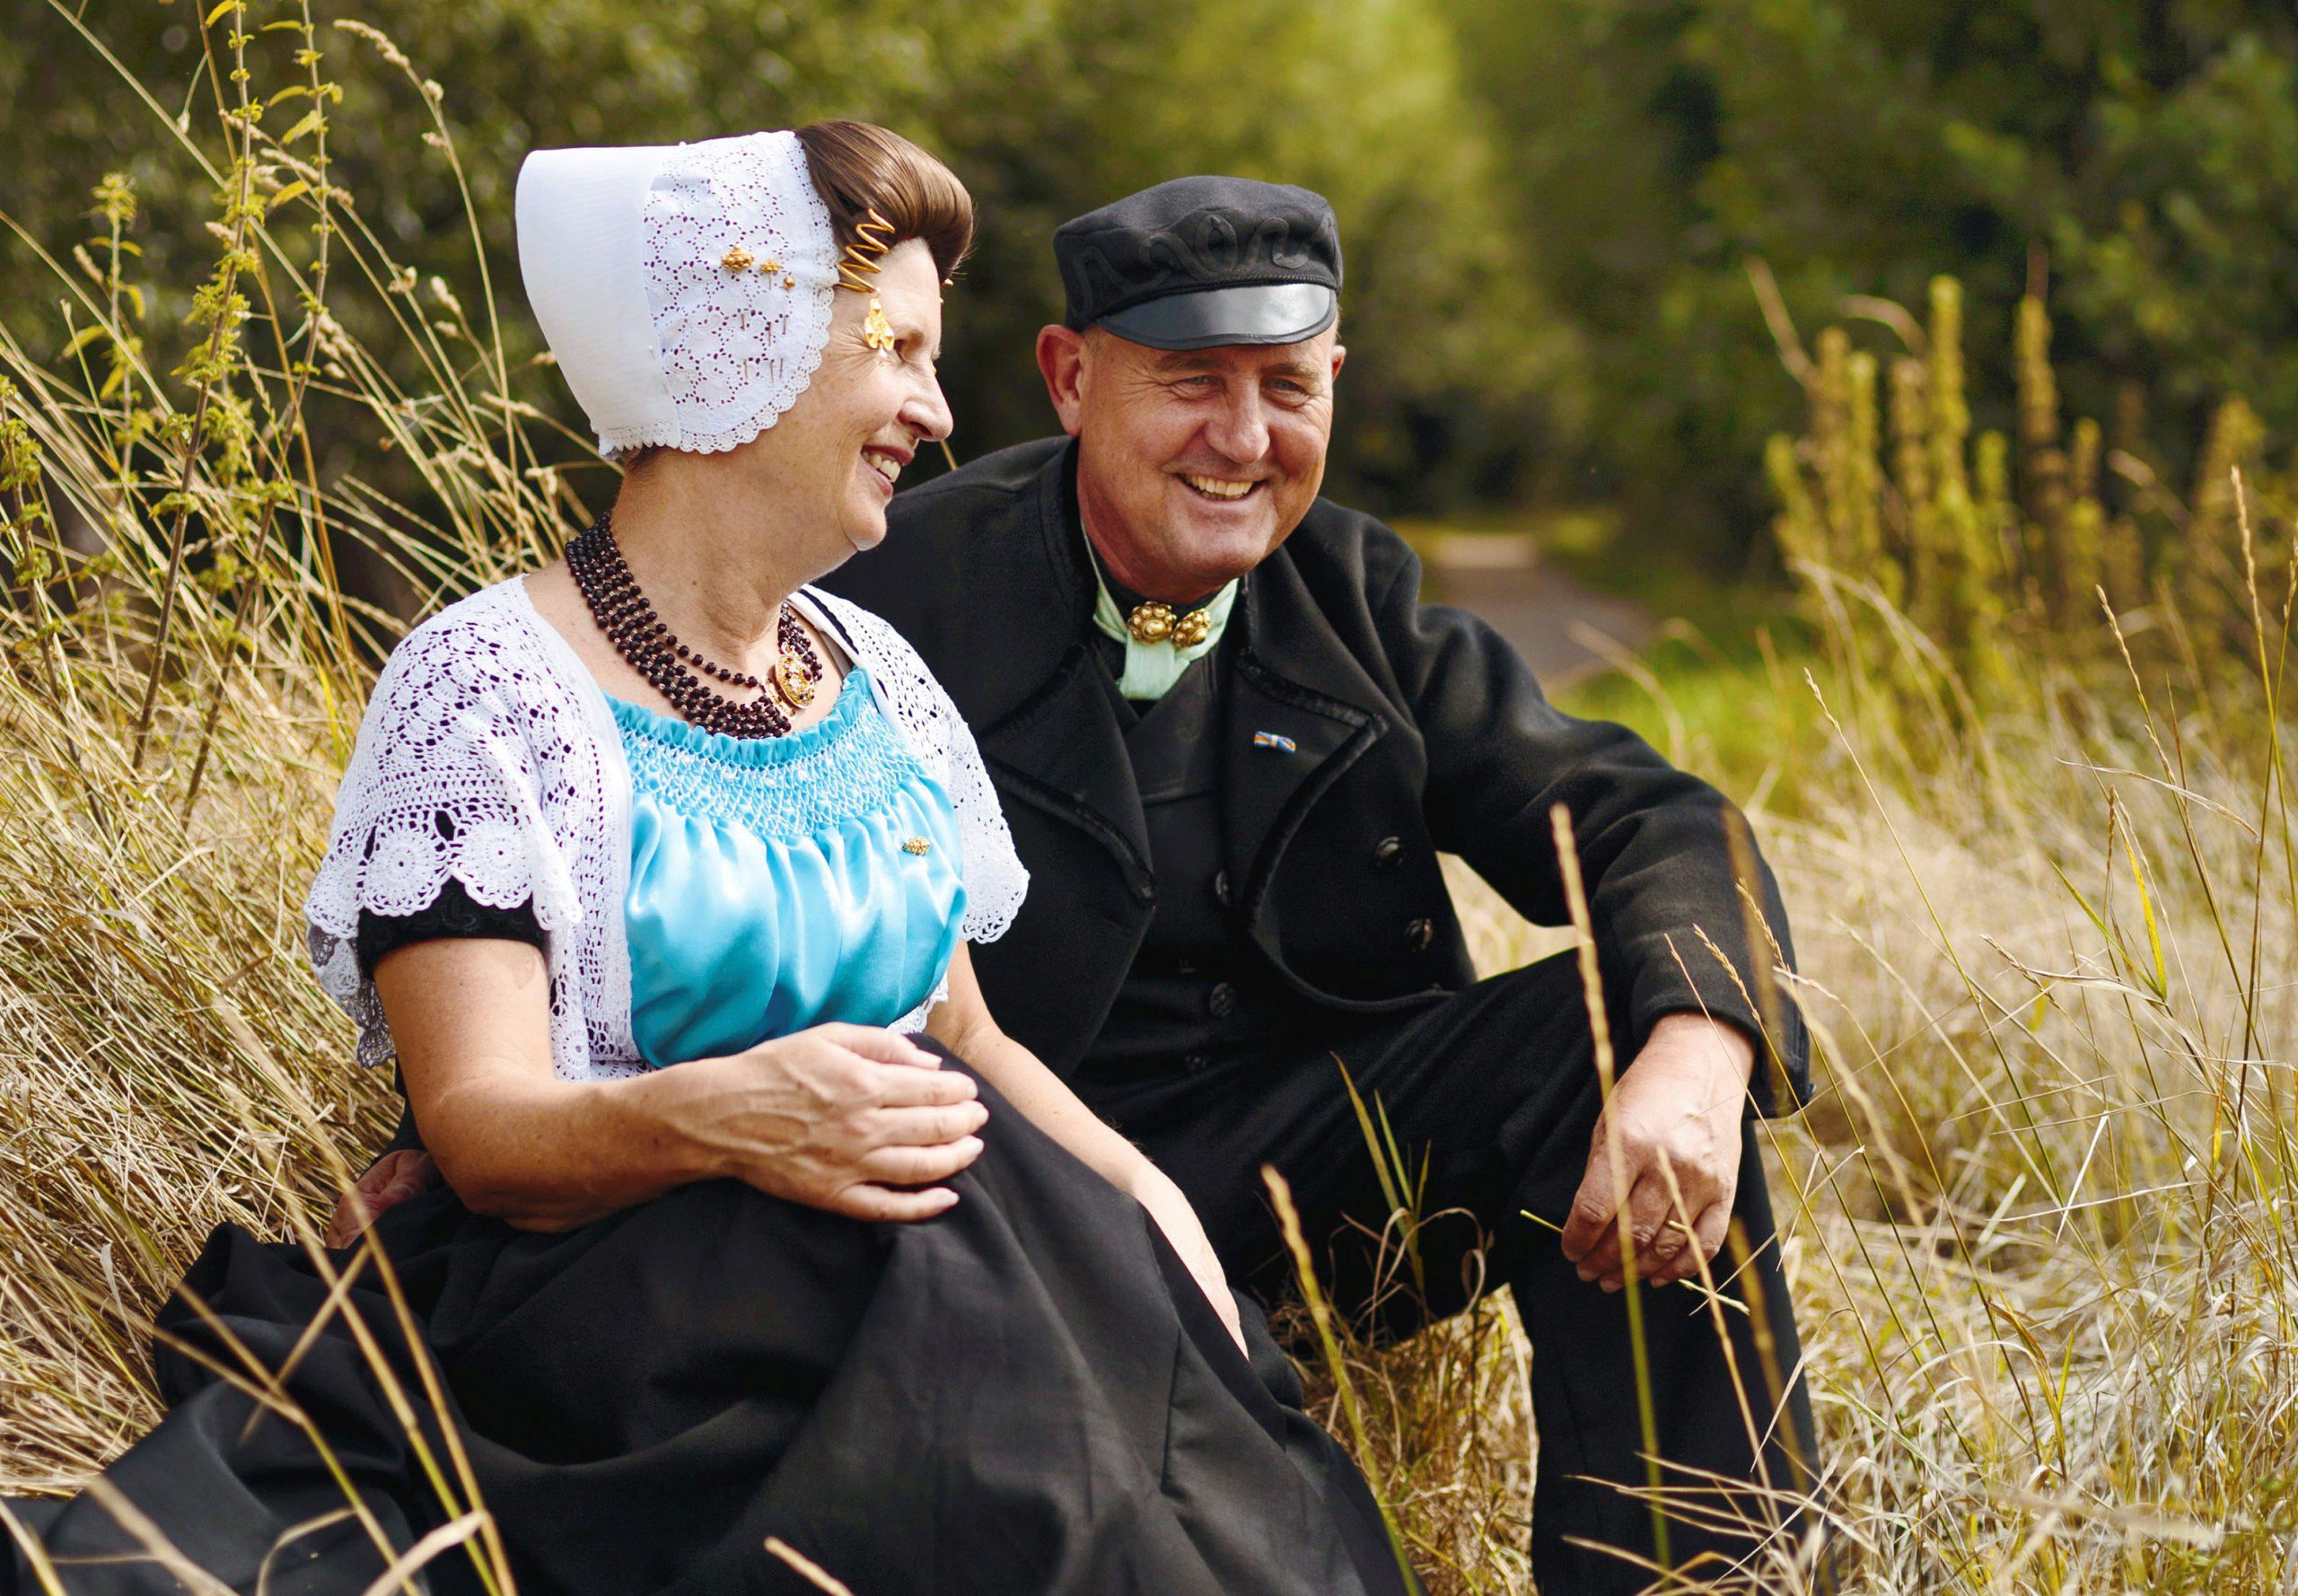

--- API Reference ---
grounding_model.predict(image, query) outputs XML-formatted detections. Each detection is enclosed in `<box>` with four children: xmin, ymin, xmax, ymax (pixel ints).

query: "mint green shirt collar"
<box><xmin>1080</xmin><ymin>519</ymin><xmax>1240</xmax><ymax>700</ymax></box>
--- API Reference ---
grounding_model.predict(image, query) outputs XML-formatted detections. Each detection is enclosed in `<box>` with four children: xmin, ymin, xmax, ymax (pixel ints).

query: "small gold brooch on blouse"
<box><xmin>902</xmin><ymin>837</ymin><xmax>932</xmax><ymax>855</ymax></box>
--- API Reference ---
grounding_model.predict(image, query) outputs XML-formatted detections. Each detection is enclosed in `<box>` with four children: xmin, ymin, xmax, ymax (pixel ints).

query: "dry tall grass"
<box><xmin>8</xmin><ymin>10</ymin><xmax>2298</xmax><ymax>1596</ymax></box>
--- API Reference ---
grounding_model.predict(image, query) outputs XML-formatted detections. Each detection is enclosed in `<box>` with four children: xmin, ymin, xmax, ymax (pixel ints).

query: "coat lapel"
<box><xmin>970</xmin><ymin>442</ymin><xmax>1153</xmax><ymax>890</ymax></box>
<box><xmin>1220</xmin><ymin>551</ymin><xmax>1390</xmax><ymax>924</ymax></box>
<box><xmin>982</xmin><ymin>643</ymin><xmax>1152</xmax><ymax>888</ymax></box>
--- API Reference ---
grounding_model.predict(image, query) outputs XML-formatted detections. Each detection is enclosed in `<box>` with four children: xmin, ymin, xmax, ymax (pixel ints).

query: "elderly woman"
<box><xmin>5</xmin><ymin>125</ymin><xmax>1408</xmax><ymax>1596</ymax></box>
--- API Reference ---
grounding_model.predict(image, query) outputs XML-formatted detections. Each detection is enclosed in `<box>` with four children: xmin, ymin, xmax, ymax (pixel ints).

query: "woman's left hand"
<box><xmin>925</xmin><ymin>946</ymin><xmax>1246</xmax><ymax>1355</ymax></box>
<box><xmin>1133</xmin><ymin>1169</ymin><xmax>1246</xmax><ymax>1355</ymax></box>
<box><xmin>325</xmin><ymin>1148</ymin><xmax>442</xmax><ymax>1247</ymax></box>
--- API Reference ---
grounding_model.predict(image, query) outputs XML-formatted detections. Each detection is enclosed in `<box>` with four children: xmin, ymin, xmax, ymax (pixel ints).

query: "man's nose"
<box><xmin>1201</xmin><ymin>388</ymin><xmax>1270</xmax><ymax>465</ymax></box>
<box><xmin>903</xmin><ymin>373</ymin><xmax>955</xmax><ymax>444</ymax></box>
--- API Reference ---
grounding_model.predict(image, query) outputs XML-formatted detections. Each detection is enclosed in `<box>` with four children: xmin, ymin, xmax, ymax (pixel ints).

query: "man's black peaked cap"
<box><xmin>1053</xmin><ymin>176</ymin><xmax>1342</xmax><ymax>351</ymax></box>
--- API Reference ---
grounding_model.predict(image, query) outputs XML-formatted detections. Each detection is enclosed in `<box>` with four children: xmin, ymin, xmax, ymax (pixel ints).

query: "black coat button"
<box><xmin>1372</xmin><ymin>836</ymin><xmax>1405</xmax><ymax>869</ymax></box>
<box><xmin>1182</xmin><ymin>1052</ymin><xmax>1209</xmax><ymax>1073</ymax></box>
<box><xmin>1404</xmin><ymin>917</ymin><xmax>1434</xmax><ymax>951</ymax></box>
<box><xmin>1212</xmin><ymin>869</ymin><xmax>1232</xmax><ymax>907</ymax></box>
<box><xmin>1207</xmin><ymin>981</ymin><xmax>1238</xmax><ymax>1017</ymax></box>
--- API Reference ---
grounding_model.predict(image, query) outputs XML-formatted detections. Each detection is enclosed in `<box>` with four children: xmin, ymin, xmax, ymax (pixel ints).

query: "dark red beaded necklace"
<box><xmin>566</xmin><ymin>511</ymin><xmax>824</xmax><ymax>740</ymax></box>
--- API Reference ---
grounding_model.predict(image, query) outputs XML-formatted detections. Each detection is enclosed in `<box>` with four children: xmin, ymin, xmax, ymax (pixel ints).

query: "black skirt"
<box><xmin>4</xmin><ymin>1057</ymin><xmax>1412</xmax><ymax>1595</ymax></box>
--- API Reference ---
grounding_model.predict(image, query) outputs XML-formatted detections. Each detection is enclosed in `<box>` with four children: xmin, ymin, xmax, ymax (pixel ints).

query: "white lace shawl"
<box><xmin>303</xmin><ymin>575</ymin><xmax>1028</xmax><ymax>1082</ymax></box>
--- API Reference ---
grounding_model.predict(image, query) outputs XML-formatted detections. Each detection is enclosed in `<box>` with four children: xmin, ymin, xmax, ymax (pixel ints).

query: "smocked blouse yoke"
<box><xmin>613</xmin><ymin>670</ymin><xmax>967</xmax><ymax>1067</ymax></box>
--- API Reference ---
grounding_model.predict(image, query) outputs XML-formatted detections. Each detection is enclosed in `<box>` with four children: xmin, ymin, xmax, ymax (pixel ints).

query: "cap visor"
<box><xmin>1097</xmin><ymin>283</ymin><xmax>1338</xmax><ymax>351</ymax></box>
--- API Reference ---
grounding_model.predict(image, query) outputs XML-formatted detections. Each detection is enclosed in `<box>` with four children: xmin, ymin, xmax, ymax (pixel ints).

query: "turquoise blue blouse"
<box><xmin>609</xmin><ymin>668</ymin><xmax>969</xmax><ymax>1069</ymax></box>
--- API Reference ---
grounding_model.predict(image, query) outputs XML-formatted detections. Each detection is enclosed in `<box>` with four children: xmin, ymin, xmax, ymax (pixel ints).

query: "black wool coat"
<box><xmin>823</xmin><ymin>438</ymin><xmax>1810</xmax><ymax>1111</ymax></box>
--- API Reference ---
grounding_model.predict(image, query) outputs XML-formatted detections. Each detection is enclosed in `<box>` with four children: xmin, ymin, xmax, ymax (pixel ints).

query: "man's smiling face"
<box><xmin>1038</xmin><ymin>323</ymin><xmax>1345</xmax><ymax>602</ymax></box>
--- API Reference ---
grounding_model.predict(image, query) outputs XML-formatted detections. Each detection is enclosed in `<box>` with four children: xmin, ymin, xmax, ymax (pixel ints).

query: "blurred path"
<box><xmin>1410</xmin><ymin>531</ymin><xmax>1653</xmax><ymax>691</ymax></box>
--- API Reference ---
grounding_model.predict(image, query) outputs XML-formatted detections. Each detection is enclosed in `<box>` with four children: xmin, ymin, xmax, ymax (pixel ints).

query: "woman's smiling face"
<box><xmin>734</xmin><ymin>239</ymin><xmax>952</xmax><ymax>576</ymax></box>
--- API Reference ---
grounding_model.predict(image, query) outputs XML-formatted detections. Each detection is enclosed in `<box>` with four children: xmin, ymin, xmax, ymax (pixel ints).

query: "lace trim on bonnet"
<box><xmin>304</xmin><ymin>578</ymin><xmax>1027</xmax><ymax>1082</ymax></box>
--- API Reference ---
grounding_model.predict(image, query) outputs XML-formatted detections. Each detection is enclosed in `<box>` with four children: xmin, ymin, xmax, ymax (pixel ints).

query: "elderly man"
<box><xmin>339</xmin><ymin>176</ymin><xmax>1824</xmax><ymax>1590</ymax></box>
<box><xmin>824</xmin><ymin>176</ymin><xmax>1823</xmax><ymax>1590</ymax></box>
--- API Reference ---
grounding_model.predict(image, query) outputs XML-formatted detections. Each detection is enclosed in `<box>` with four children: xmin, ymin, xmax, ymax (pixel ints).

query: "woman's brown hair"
<box><xmin>794</xmin><ymin>120</ymin><xmax>974</xmax><ymax>284</ymax></box>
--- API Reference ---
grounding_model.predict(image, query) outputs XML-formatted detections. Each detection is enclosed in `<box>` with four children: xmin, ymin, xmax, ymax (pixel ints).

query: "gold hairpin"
<box><xmin>836</xmin><ymin>206</ymin><xmax>897</xmax><ymax>293</ymax></box>
<box><xmin>721</xmin><ymin>245</ymin><xmax>755</xmax><ymax>272</ymax></box>
<box><xmin>861</xmin><ymin>298</ymin><xmax>898</xmax><ymax>358</ymax></box>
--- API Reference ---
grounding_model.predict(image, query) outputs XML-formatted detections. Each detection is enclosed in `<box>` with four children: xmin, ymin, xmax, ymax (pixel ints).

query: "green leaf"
<box><xmin>268</xmin><ymin>180</ymin><xmax>311</xmax><ymax>213</ymax></box>
<box><xmin>2048</xmin><ymin>859</ymin><xmax>2109</xmax><ymax>943</ymax></box>
<box><xmin>203</xmin><ymin>0</ymin><xmax>243</xmax><ymax>24</ymax></box>
<box><xmin>280</xmin><ymin>110</ymin><xmax>324</xmax><ymax>147</ymax></box>
<box><xmin>2119</xmin><ymin>826</ymin><xmax>2168</xmax><ymax>999</ymax></box>
<box><xmin>59</xmin><ymin>325</ymin><xmax>107</xmax><ymax>361</ymax></box>
<box><xmin>1333</xmin><ymin>1057</ymin><xmax>1404</xmax><ymax>1223</ymax></box>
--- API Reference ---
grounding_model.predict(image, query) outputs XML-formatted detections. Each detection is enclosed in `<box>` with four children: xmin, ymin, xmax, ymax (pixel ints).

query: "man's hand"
<box><xmin>1558</xmin><ymin>1014</ymin><xmax>1755</xmax><ymax>1293</ymax></box>
<box><xmin>325</xmin><ymin>1147</ymin><xmax>443</xmax><ymax>1248</ymax></box>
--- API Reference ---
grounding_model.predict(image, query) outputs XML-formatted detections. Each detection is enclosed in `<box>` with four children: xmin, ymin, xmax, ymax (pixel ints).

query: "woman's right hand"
<box><xmin>644</xmin><ymin>1022</ymin><xmax>989</xmax><ymax>1222</ymax></box>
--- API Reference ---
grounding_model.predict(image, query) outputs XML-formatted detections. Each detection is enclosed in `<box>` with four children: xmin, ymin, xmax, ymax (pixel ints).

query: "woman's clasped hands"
<box><xmin>652</xmin><ymin>1022</ymin><xmax>989</xmax><ymax>1222</ymax></box>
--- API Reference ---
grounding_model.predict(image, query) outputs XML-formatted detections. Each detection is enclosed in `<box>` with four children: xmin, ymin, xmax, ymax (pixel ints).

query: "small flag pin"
<box><xmin>1251</xmin><ymin>731</ymin><xmax>1298</xmax><ymax>753</ymax></box>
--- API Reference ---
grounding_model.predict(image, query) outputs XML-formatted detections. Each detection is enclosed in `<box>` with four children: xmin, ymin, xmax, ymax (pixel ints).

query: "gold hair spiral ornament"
<box><xmin>835</xmin><ymin>206</ymin><xmax>897</xmax><ymax>293</ymax></box>
<box><xmin>836</xmin><ymin>207</ymin><xmax>902</xmax><ymax>360</ymax></box>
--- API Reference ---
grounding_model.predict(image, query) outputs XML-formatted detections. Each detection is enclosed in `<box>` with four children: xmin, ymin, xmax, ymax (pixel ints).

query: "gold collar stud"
<box><xmin>1127</xmin><ymin>601</ymin><xmax>1213</xmax><ymax>648</ymax></box>
<box><xmin>1126</xmin><ymin>601</ymin><xmax>1175</xmax><ymax>644</ymax></box>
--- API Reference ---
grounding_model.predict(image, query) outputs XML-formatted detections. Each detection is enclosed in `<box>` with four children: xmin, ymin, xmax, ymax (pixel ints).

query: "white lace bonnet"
<box><xmin>515</xmin><ymin>130</ymin><xmax>840</xmax><ymax>458</ymax></box>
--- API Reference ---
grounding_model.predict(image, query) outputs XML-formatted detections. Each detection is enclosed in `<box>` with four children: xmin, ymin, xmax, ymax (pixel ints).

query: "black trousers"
<box><xmin>1075</xmin><ymin>950</ymin><xmax>1825</xmax><ymax>1594</ymax></box>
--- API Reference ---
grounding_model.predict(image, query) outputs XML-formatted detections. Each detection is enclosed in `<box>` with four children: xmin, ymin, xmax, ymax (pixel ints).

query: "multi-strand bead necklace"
<box><xmin>566</xmin><ymin>511</ymin><xmax>823</xmax><ymax>740</ymax></box>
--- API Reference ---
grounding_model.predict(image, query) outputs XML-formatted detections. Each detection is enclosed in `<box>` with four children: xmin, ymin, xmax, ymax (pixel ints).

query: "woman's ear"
<box><xmin>1035</xmin><ymin>324</ymin><xmax>1090</xmax><ymax>436</ymax></box>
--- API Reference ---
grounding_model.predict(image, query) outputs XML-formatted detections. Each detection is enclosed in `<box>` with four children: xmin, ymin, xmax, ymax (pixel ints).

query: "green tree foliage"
<box><xmin>0</xmin><ymin>0</ymin><xmax>1551</xmax><ymax>520</ymax></box>
<box><xmin>1452</xmin><ymin>0</ymin><xmax>2298</xmax><ymax>560</ymax></box>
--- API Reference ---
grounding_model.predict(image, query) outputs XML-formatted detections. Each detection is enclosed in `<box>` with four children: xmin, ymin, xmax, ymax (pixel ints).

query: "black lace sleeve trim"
<box><xmin>356</xmin><ymin>878</ymin><xmax>546</xmax><ymax>979</ymax></box>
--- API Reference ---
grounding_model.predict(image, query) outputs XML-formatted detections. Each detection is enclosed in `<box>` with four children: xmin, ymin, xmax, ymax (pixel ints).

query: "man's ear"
<box><xmin>1329</xmin><ymin>342</ymin><xmax>1347</xmax><ymax>382</ymax></box>
<box><xmin>1036</xmin><ymin>324</ymin><xmax>1090</xmax><ymax>436</ymax></box>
